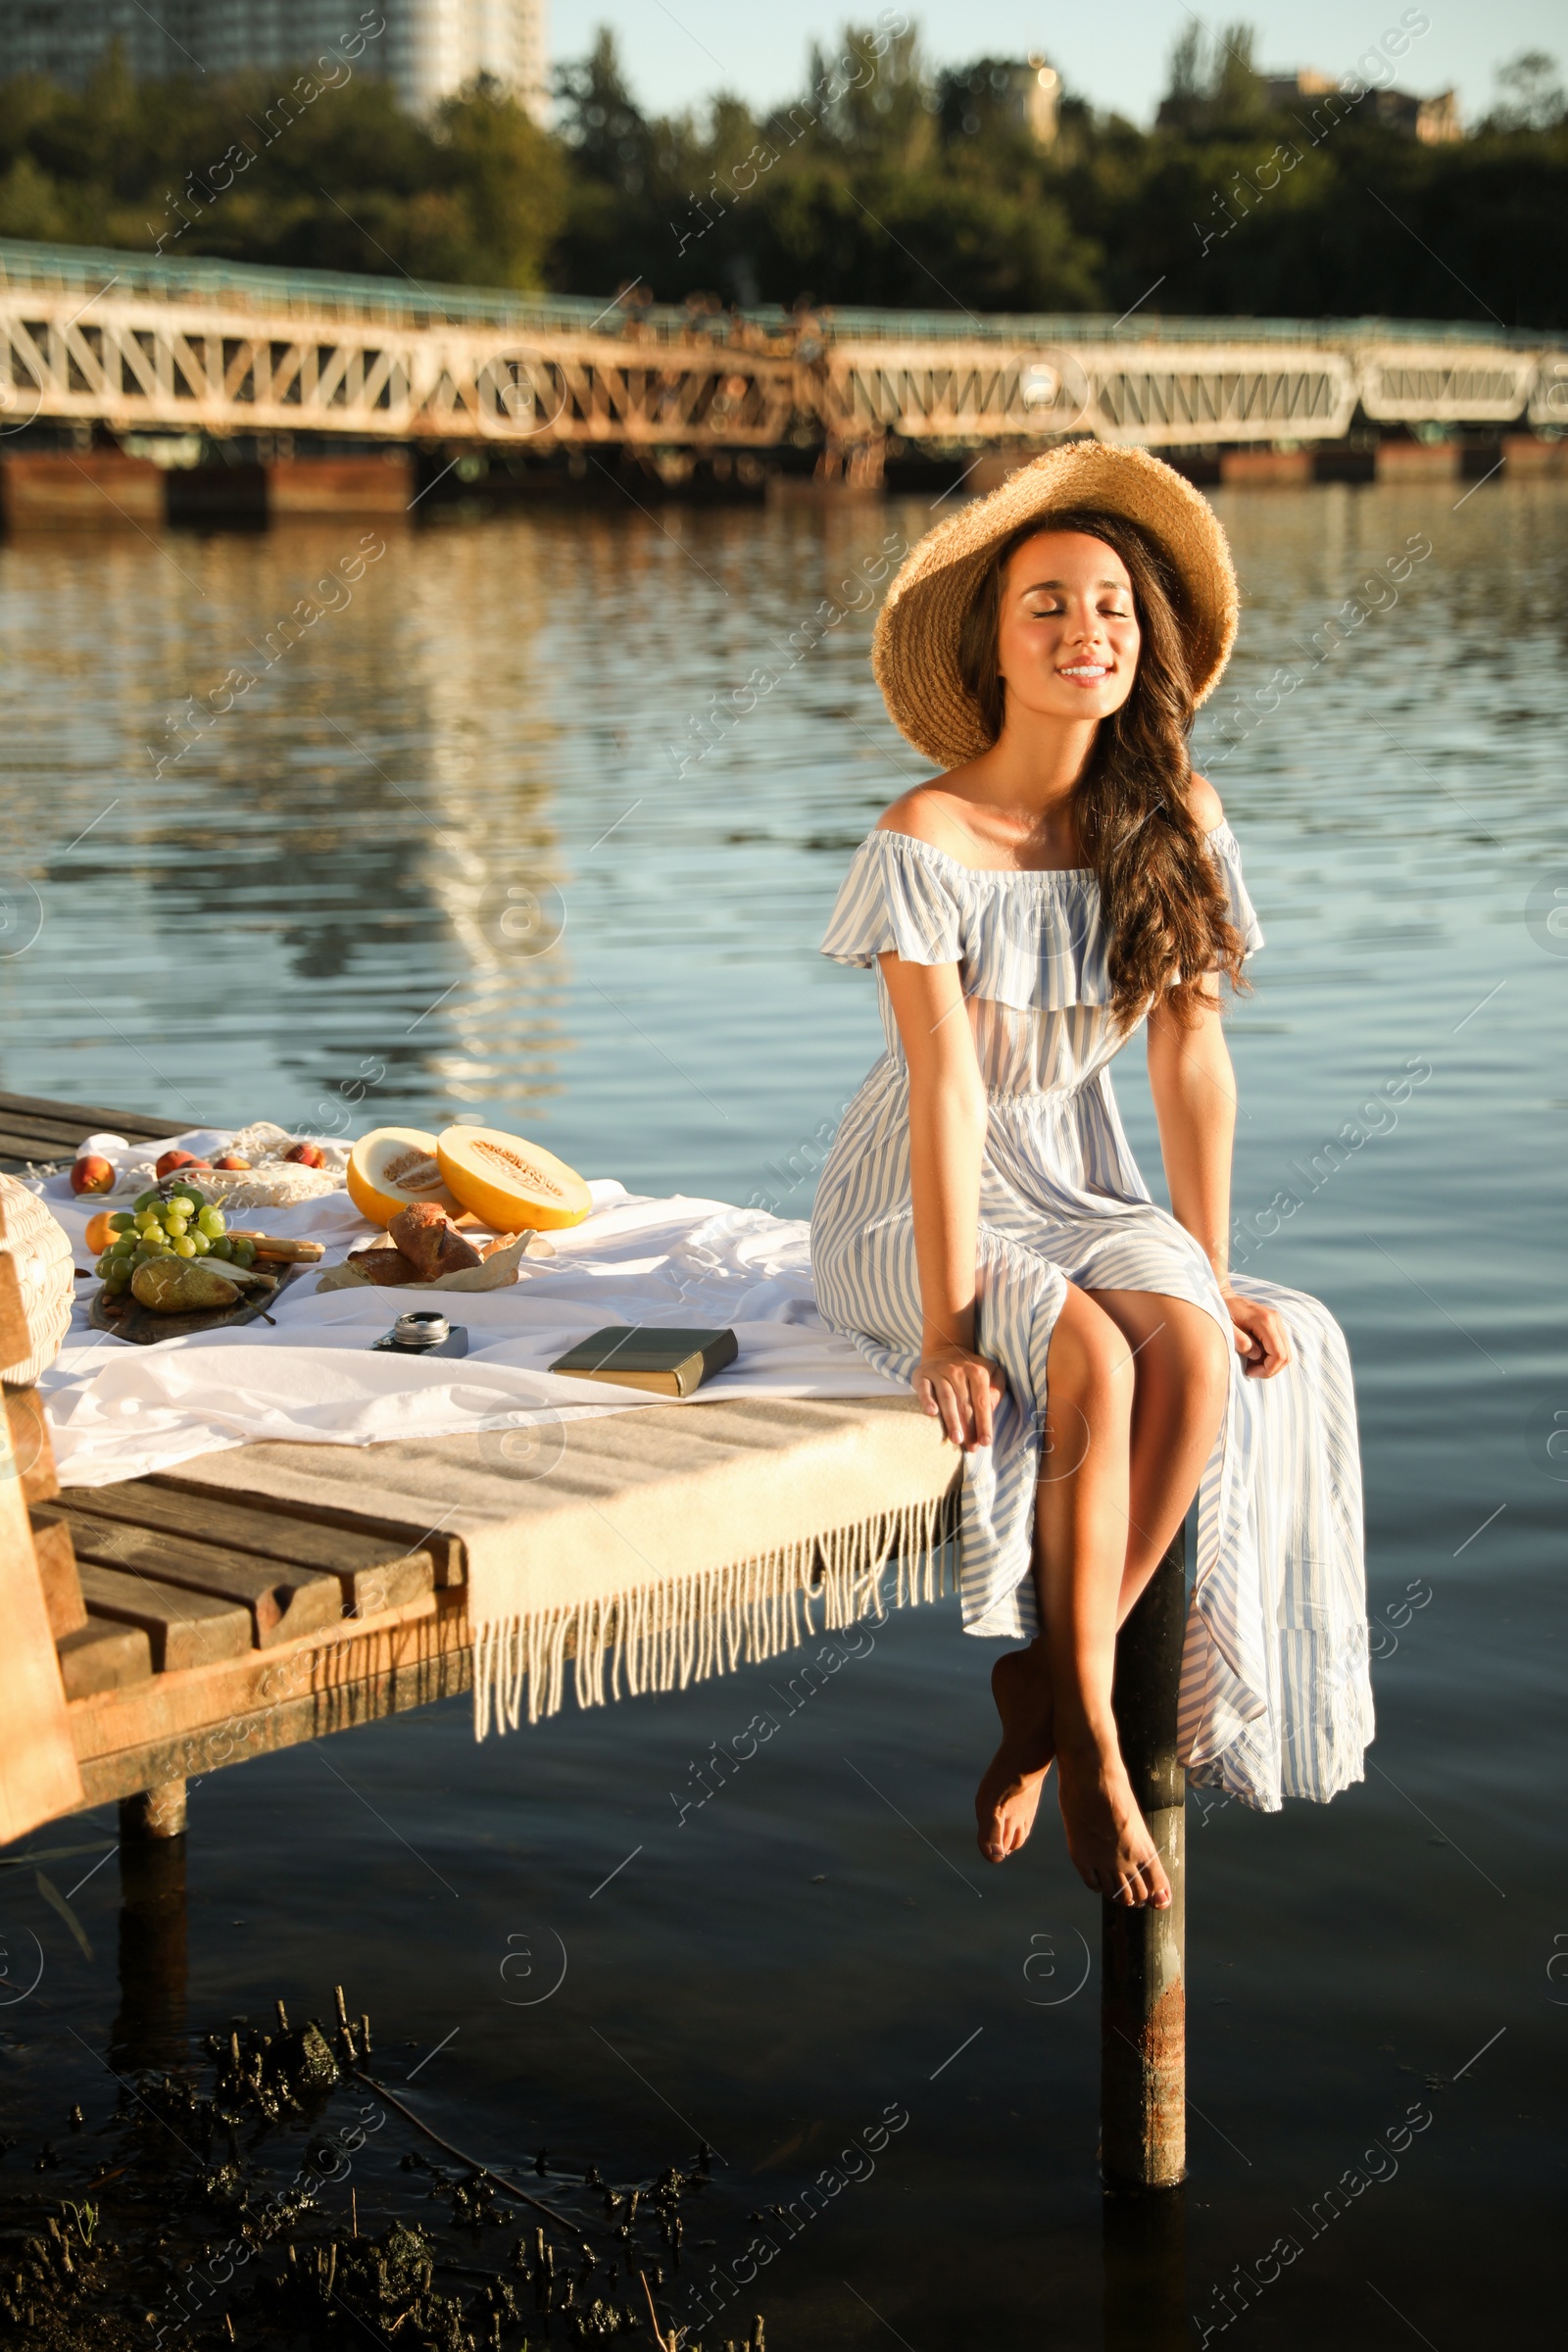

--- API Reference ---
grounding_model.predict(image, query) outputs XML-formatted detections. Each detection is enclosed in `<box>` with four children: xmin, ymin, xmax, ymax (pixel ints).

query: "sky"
<box><xmin>549</xmin><ymin>1</ymin><xmax>1564</xmax><ymax>129</ymax></box>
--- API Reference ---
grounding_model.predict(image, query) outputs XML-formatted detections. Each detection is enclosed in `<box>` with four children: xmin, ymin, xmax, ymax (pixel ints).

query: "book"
<box><xmin>548</xmin><ymin>1325</ymin><xmax>738</xmax><ymax>1398</ymax></box>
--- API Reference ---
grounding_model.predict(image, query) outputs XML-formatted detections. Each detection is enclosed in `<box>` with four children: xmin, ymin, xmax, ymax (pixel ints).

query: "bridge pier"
<box><xmin>269</xmin><ymin>454</ymin><xmax>414</xmax><ymax>516</ymax></box>
<box><xmin>1502</xmin><ymin>431</ymin><xmax>1568</xmax><ymax>474</ymax></box>
<box><xmin>0</xmin><ymin>452</ymin><xmax>162</xmax><ymax>529</ymax></box>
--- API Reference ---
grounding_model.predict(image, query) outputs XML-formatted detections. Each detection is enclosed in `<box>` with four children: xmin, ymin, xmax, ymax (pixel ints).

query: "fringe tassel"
<box><xmin>471</xmin><ymin>1489</ymin><xmax>959</xmax><ymax>1737</ymax></box>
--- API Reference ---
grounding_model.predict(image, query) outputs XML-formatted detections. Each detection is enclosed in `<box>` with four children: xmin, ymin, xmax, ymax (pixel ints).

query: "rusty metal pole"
<box><xmin>1101</xmin><ymin>1530</ymin><xmax>1186</xmax><ymax>2190</ymax></box>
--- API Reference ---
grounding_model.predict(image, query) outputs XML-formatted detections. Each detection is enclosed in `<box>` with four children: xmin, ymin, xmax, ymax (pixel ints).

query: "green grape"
<box><xmin>172</xmin><ymin>1237</ymin><xmax>197</xmax><ymax>1258</ymax></box>
<box><xmin>103</xmin><ymin>1260</ymin><xmax>133</xmax><ymax>1293</ymax></box>
<box><xmin>209</xmin><ymin>1236</ymin><xmax>234</xmax><ymax>1260</ymax></box>
<box><xmin>168</xmin><ymin>1185</ymin><xmax>206</xmax><ymax>1213</ymax></box>
<box><xmin>110</xmin><ymin>1235</ymin><xmax>137</xmax><ymax>1257</ymax></box>
<box><xmin>95</xmin><ymin>1251</ymin><xmax>119</xmax><ymax>1278</ymax></box>
<box><xmin>133</xmin><ymin>1188</ymin><xmax>164</xmax><ymax>1213</ymax></box>
<box><xmin>135</xmin><ymin>1209</ymin><xmax>161</xmax><ymax>1234</ymax></box>
<box><xmin>166</xmin><ymin>1216</ymin><xmax>189</xmax><ymax>1238</ymax></box>
<box><xmin>197</xmin><ymin>1207</ymin><xmax>224</xmax><ymax>1237</ymax></box>
<box><xmin>232</xmin><ymin>1240</ymin><xmax>257</xmax><ymax>1267</ymax></box>
<box><xmin>189</xmin><ymin>1229</ymin><xmax>211</xmax><ymax>1254</ymax></box>
<box><xmin>110</xmin><ymin>1211</ymin><xmax>136</xmax><ymax>1233</ymax></box>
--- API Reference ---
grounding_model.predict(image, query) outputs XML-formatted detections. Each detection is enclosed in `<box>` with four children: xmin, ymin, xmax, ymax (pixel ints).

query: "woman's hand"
<box><xmin>915</xmin><ymin>1345</ymin><xmax>1005</xmax><ymax>1449</ymax></box>
<box><xmin>1220</xmin><ymin>1289</ymin><xmax>1292</xmax><ymax>1379</ymax></box>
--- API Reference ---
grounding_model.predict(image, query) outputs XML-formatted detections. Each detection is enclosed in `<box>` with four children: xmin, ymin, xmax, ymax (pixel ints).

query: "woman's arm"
<box><xmin>878</xmin><ymin>951</ymin><xmax>1004</xmax><ymax>1447</ymax></box>
<box><xmin>1147</xmin><ymin>992</ymin><xmax>1292</xmax><ymax>1378</ymax></box>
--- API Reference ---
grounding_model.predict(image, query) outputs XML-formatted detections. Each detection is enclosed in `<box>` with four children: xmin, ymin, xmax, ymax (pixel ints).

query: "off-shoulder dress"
<box><xmin>809</xmin><ymin>823</ymin><xmax>1373</xmax><ymax>1811</ymax></box>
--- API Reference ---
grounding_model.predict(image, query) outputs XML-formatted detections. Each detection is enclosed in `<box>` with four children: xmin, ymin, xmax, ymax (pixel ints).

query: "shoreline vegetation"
<box><xmin>0</xmin><ymin>19</ymin><xmax>1561</xmax><ymax>329</ymax></box>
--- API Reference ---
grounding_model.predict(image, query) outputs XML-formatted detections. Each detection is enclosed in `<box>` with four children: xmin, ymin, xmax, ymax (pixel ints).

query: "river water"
<box><xmin>1</xmin><ymin>476</ymin><xmax>1563</xmax><ymax>2346</ymax></box>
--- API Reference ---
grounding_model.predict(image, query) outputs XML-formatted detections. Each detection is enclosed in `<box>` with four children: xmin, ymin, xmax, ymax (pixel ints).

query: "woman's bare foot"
<box><xmin>1054</xmin><ymin>1737</ymin><xmax>1171</xmax><ymax>1907</ymax></box>
<box><xmin>974</xmin><ymin>1645</ymin><xmax>1055</xmax><ymax>1863</ymax></box>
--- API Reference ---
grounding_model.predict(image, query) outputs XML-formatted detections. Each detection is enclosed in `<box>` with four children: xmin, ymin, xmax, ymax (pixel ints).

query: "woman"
<box><xmin>811</xmin><ymin>444</ymin><xmax>1371</xmax><ymax>1908</ymax></box>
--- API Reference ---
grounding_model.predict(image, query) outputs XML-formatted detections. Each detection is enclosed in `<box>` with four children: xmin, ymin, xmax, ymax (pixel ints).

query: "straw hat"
<box><xmin>872</xmin><ymin>441</ymin><xmax>1239</xmax><ymax>768</ymax></box>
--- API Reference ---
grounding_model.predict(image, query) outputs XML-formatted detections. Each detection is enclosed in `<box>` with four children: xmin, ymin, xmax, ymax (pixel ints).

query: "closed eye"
<box><xmin>1023</xmin><ymin>596</ymin><xmax>1134</xmax><ymax>619</ymax></box>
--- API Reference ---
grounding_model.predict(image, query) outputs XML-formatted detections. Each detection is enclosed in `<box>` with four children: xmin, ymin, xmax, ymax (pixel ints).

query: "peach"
<box><xmin>70</xmin><ymin>1155</ymin><xmax>116</xmax><ymax>1196</ymax></box>
<box><xmin>284</xmin><ymin>1142</ymin><xmax>325</xmax><ymax>1168</ymax></box>
<box><xmin>156</xmin><ymin>1149</ymin><xmax>211</xmax><ymax>1179</ymax></box>
<box><xmin>214</xmin><ymin>1153</ymin><xmax>252</xmax><ymax>1171</ymax></box>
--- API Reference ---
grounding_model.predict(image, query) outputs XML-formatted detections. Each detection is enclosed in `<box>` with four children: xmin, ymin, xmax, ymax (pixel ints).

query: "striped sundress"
<box><xmin>809</xmin><ymin>823</ymin><xmax>1373</xmax><ymax>1812</ymax></box>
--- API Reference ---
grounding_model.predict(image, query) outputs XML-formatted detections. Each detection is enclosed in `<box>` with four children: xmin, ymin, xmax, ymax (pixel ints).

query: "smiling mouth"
<box><xmin>1058</xmin><ymin>662</ymin><xmax>1111</xmax><ymax>682</ymax></box>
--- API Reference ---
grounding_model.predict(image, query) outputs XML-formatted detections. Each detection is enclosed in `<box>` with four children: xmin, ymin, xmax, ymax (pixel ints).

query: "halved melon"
<box><xmin>436</xmin><ymin>1125</ymin><xmax>590</xmax><ymax>1232</ymax></box>
<box><xmin>347</xmin><ymin>1127</ymin><xmax>464</xmax><ymax>1228</ymax></box>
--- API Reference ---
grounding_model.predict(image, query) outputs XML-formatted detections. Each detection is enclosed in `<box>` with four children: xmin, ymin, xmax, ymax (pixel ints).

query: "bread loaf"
<box><xmin>388</xmin><ymin>1203</ymin><xmax>483</xmax><ymax>1280</ymax></box>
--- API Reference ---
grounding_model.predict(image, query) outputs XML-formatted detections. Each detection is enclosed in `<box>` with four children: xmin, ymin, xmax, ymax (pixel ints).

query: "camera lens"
<box><xmin>392</xmin><ymin>1311</ymin><xmax>450</xmax><ymax>1348</ymax></box>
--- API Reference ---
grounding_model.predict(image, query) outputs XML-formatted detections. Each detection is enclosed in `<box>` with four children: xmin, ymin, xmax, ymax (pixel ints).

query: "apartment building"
<box><xmin>0</xmin><ymin>1</ymin><xmax>549</xmax><ymax>122</ymax></box>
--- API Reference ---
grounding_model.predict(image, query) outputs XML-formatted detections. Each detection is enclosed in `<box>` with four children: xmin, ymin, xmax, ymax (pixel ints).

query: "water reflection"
<box><xmin>111</xmin><ymin>1830</ymin><xmax>187</xmax><ymax>2076</ymax></box>
<box><xmin>1103</xmin><ymin>2186</ymin><xmax>1185</xmax><ymax>2352</ymax></box>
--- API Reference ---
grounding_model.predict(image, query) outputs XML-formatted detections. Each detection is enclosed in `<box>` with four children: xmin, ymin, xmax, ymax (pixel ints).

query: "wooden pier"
<box><xmin>2</xmin><ymin>1087</ymin><xmax>1190</xmax><ymax>2208</ymax></box>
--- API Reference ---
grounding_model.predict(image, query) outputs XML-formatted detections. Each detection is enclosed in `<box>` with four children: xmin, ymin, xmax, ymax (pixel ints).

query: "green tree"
<box><xmin>0</xmin><ymin>21</ymin><xmax>1560</xmax><ymax>330</ymax></box>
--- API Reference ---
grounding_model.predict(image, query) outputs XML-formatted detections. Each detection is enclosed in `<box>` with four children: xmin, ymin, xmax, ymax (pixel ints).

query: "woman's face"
<box><xmin>995</xmin><ymin>530</ymin><xmax>1141</xmax><ymax>727</ymax></box>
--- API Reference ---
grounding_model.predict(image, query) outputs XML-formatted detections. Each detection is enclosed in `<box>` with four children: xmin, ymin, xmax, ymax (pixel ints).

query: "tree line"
<box><xmin>0</xmin><ymin>18</ymin><xmax>1562</xmax><ymax>329</ymax></box>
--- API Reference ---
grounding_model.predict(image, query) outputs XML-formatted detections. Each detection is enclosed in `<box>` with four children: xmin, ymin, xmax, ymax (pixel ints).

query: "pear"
<box><xmin>131</xmin><ymin>1258</ymin><xmax>242</xmax><ymax>1314</ymax></box>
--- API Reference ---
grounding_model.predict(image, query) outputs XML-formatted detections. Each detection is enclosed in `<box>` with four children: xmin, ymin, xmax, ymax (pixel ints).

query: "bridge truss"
<box><xmin>0</xmin><ymin>275</ymin><xmax>1561</xmax><ymax>454</ymax></box>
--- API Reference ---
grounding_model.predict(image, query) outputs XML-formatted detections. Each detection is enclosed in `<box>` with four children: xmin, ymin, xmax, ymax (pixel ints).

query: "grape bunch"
<box><xmin>96</xmin><ymin>1183</ymin><xmax>258</xmax><ymax>1295</ymax></box>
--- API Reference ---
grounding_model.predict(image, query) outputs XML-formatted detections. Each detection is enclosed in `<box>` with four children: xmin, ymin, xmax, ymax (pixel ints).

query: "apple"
<box><xmin>284</xmin><ymin>1142</ymin><xmax>325</xmax><ymax>1168</ymax></box>
<box><xmin>70</xmin><ymin>1154</ymin><xmax>116</xmax><ymax>1195</ymax></box>
<box><xmin>156</xmin><ymin>1149</ymin><xmax>212</xmax><ymax>1179</ymax></box>
<box><xmin>214</xmin><ymin>1153</ymin><xmax>252</xmax><ymax>1171</ymax></box>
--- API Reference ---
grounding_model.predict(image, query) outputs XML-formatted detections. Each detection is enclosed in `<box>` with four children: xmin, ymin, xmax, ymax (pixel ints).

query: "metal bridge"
<box><xmin>1</xmin><ymin>238</ymin><xmax>1563</xmax><ymax>458</ymax></box>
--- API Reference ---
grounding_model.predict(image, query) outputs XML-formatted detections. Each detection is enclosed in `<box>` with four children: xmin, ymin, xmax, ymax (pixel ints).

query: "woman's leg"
<box><xmin>1086</xmin><ymin>1288</ymin><xmax>1232</xmax><ymax>1622</ymax></box>
<box><xmin>1035</xmin><ymin>1283</ymin><xmax>1172</xmax><ymax>1907</ymax></box>
<box><xmin>974</xmin><ymin>1289</ymin><xmax>1230</xmax><ymax>1876</ymax></box>
<box><xmin>973</xmin><ymin>1292</ymin><xmax>1094</xmax><ymax>1864</ymax></box>
<box><xmin>974</xmin><ymin>1638</ymin><xmax>1055</xmax><ymax>1863</ymax></box>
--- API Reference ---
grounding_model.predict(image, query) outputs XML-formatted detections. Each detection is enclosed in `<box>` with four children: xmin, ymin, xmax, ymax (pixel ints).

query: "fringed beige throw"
<box><xmin>464</xmin><ymin>1396</ymin><xmax>961</xmax><ymax>1732</ymax></box>
<box><xmin>474</xmin><ymin>1484</ymin><xmax>957</xmax><ymax>1730</ymax></box>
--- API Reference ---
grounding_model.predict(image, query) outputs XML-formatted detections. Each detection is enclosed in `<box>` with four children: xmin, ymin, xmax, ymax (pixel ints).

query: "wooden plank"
<box><xmin>58</xmin><ymin>1479</ymin><xmax>435</xmax><ymax>1616</ymax></box>
<box><xmin>65</xmin><ymin>1586</ymin><xmax>465</xmax><ymax>1802</ymax></box>
<box><xmin>5</xmin><ymin>1386</ymin><xmax>59</xmax><ymax>1502</ymax></box>
<box><xmin>0</xmin><ymin>1131</ymin><xmax>93</xmax><ymax>1163</ymax></box>
<box><xmin>0</xmin><ymin>1112</ymin><xmax>131</xmax><ymax>1145</ymax></box>
<box><xmin>72</xmin><ymin>1556</ymin><xmax>254</xmax><ymax>1670</ymax></box>
<box><xmin>77</xmin><ymin>1625</ymin><xmax>471</xmax><ymax>1805</ymax></box>
<box><xmin>29</xmin><ymin>1509</ymin><xmax>86</xmax><ymax>1636</ymax></box>
<box><xmin>0</xmin><ymin>1382</ymin><xmax>85</xmax><ymax>1839</ymax></box>
<box><xmin>57</xmin><ymin>1614</ymin><xmax>154</xmax><ymax>1699</ymax></box>
<box><xmin>152</xmin><ymin>1463</ymin><xmax>467</xmax><ymax>1587</ymax></box>
<box><xmin>0</xmin><ymin>1089</ymin><xmax>182</xmax><ymax>1139</ymax></box>
<box><xmin>47</xmin><ymin>1505</ymin><xmax>343</xmax><ymax>1648</ymax></box>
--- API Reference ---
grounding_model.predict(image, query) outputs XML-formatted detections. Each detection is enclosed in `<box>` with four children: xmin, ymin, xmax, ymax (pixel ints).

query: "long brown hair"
<box><xmin>956</xmin><ymin>506</ymin><xmax>1246</xmax><ymax>1028</ymax></box>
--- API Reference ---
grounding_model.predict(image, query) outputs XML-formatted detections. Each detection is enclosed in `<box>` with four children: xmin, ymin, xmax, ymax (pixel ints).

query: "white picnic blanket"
<box><xmin>32</xmin><ymin>1131</ymin><xmax>898</xmax><ymax>1488</ymax></box>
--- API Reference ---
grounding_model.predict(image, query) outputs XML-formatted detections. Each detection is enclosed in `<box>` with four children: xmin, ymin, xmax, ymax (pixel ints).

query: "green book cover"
<box><xmin>548</xmin><ymin>1325</ymin><xmax>738</xmax><ymax>1397</ymax></box>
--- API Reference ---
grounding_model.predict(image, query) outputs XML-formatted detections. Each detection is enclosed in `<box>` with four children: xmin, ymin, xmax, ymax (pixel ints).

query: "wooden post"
<box><xmin>113</xmin><ymin>1781</ymin><xmax>188</xmax><ymax>2071</ymax></box>
<box><xmin>121</xmin><ymin>1777</ymin><xmax>188</xmax><ymax>1839</ymax></box>
<box><xmin>1101</xmin><ymin>1530</ymin><xmax>1186</xmax><ymax>2190</ymax></box>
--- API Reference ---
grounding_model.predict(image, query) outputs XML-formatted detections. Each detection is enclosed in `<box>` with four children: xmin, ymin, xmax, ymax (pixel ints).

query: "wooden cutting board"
<box><xmin>88</xmin><ymin>1259</ymin><xmax>306</xmax><ymax>1345</ymax></box>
